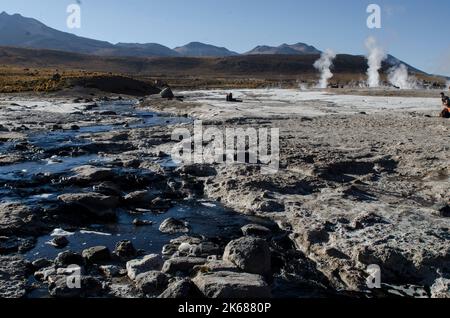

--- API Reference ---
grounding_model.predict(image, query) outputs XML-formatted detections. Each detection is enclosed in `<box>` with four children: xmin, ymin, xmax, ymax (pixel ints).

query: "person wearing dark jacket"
<box><xmin>440</xmin><ymin>92</ymin><xmax>450</xmax><ymax>118</ymax></box>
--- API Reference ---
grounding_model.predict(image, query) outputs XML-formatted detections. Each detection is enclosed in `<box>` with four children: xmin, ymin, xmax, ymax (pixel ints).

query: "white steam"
<box><xmin>314</xmin><ymin>49</ymin><xmax>336</xmax><ymax>89</ymax></box>
<box><xmin>387</xmin><ymin>64</ymin><xmax>418</xmax><ymax>89</ymax></box>
<box><xmin>365</xmin><ymin>36</ymin><xmax>386</xmax><ymax>88</ymax></box>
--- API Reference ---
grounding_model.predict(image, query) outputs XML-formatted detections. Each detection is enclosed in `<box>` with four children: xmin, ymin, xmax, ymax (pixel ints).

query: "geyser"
<box><xmin>313</xmin><ymin>49</ymin><xmax>336</xmax><ymax>89</ymax></box>
<box><xmin>365</xmin><ymin>36</ymin><xmax>386</xmax><ymax>88</ymax></box>
<box><xmin>388</xmin><ymin>64</ymin><xmax>418</xmax><ymax>89</ymax></box>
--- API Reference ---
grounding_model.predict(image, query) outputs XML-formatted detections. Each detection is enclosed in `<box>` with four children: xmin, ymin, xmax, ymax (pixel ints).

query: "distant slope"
<box><xmin>0</xmin><ymin>12</ymin><xmax>114</xmax><ymax>54</ymax></box>
<box><xmin>101</xmin><ymin>43</ymin><xmax>180</xmax><ymax>57</ymax></box>
<box><xmin>384</xmin><ymin>54</ymin><xmax>425</xmax><ymax>74</ymax></box>
<box><xmin>174</xmin><ymin>42</ymin><xmax>239</xmax><ymax>57</ymax></box>
<box><xmin>246</xmin><ymin>43</ymin><xmax>321</xmax><ymax>55</ymax></box>
<box><xmin>0</xmin><ymin>46</ymin><xmax>379</xmax><ymax>76</ymax></box>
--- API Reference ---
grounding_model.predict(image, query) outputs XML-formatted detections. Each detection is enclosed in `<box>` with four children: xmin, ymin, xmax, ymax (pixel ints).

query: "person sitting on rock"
<box><xmin>440</xmin><ymin>92</ymin><xmax>450</xmax><ymax>118</ymax></box>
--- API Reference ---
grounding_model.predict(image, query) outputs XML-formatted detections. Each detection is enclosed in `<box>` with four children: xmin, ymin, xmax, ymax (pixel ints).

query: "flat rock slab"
<box><xmin>193</xmin><ymin>271</ymin><xmax>271</xmax><ymax>298</ymax></box>
<box><xmin>126</xmin><ymin>254</ymin><xmax>163</xmax><ymax>280</ymax></box>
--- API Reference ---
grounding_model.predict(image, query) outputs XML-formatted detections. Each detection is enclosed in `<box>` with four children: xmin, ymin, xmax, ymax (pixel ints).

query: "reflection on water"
<box><xmin>24</xmin><ymin>201</ymin><xmax>266</xmax><ymax>261</ymax></box>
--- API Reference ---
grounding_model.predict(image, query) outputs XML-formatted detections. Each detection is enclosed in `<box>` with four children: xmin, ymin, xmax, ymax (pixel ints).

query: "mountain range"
<box><xmin>0</xmin><ymin>12</ymin><xmax>315</xmax><ymax>58</ymax></box>
<box><xmin>0</xmin><ymin>11</ymin><xmax>429</xmax><ymax>75</ymax></box>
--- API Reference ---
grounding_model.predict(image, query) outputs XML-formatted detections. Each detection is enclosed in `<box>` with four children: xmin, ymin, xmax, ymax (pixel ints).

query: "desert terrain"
<box><xmin>0</xmin><ymin>82</ymin><xmax>448</xmax><ymax>298</ymax></box>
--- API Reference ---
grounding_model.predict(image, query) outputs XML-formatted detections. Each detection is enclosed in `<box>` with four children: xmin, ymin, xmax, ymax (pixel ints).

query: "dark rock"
<box><xmin>193</xmin><ymin>271</ymin><xmax>271</xmax><ymax>298</ymax></box>
<box><xmin>223</xmin><ymin>237</ymin><xmax>271</xmax><ymax>275</ymax></box>
<box><xmin>70</xmin><ymin>165</ymin><xmax>114</xmax><ymax>183</ymax></box>
<box><xmin>50</xmin><ymin>236</ymin><xmax>69</xmax><ymax>249</ymax></box>
<box><xmin>82</xmin><ymin>246</ymin><xmax>110</xmax><ymax>264</ymax></box>
<box><xmin>133</xmin><ymin>219</ymin><xmax>154</xmax><ymax>226</ymax></box>
<box><xmin>151</xmin><ymin>197</ymin><xmax>173</xmax><ymax>210</ymax></box>
<box><xmin>57</xmin><ymin>192</ymin><xmax>119</xmax><ymax>219</ymax></box>
<box><xmin>241</xmin><ymin>224</ymin><xmax>272</xmax><ymax>237</ymax></box>
<box><xmin>55</xmin><ymin>251</ymin><xmax>84</xmax><ymax>267</ymax></box>
<box><xmin>0</xmin><ymin>203</ymin><xmax>38</xmax><ymax>236</ymax></box>
<box><xmin>48</xmin><ymin>275</ymin><xmax>102</xmax><ymax>298</ymax></box>
<box><xmin>99</xmin><ymin>111</ymin><xmax>117</xmax><ymax>116</ymax></box>
<box><xmin>114</xmin><ymin>240</ymin><xmax>137</xmax><ymax>259</ymax></box>
<box><xmin>92</xmin><ymin>181</ymin><xmax>122</xmax><ymax>197</ymax></box>
<box><xmin>32</xmin><ymin>258</ymin><xmax>53</xmax><ymax>270</ymax></box>
<box><xmin>160</xmin><ymin>87</ymin><xmax>174</xmax><ymax>99</ymax></box>
<box><xmin>99</xmin><ymin>265</ymin><xmax>123</xmax><ymax>278</ymax></box>
<box><xmin>158</xmin><ymin>278</ymin><xmax>203</xmax><ymax>299</ymax></box>
<box><xmin>135</xmin><ymin>271</ymin><xmax>169</xmax><ymax>295</ymax></box>
<box><xmin>437</xmin><ymin>204</ymin><xmax>450</xmax><ymax>218</ymax></box>
<box><xmin>159</xmin><ymin>218</ymin><xmax>190</xmax><ymax>234</ymax></box>
<box><xmin>176</xmin><ymin>164</ymin><xmax>217</xmax><ymax>177</ymax></box>
<box><xmin>123</xmin><ymin>190</ymin><xmax>156</xmax><ymax>207</ymax></box>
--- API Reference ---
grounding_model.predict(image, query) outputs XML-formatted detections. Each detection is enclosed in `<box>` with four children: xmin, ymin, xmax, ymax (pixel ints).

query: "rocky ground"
<box><xmin>0</xmin><ymin>88</ymin><xmax>449</xmax><ymax>298</ymax></box>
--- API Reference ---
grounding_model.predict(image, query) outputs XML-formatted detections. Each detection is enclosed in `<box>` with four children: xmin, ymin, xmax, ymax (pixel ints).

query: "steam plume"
<box><xmin>387</xmin><ymin>64</ymin><xmax>418</xmax><ymax>89</ymax></box>
<box><xmin>365</xmin><ymin>36</ymin><xmax>386</xmax><ymax>88</ymax></box>
<box><xmin>313</xmin><ymin>49</ymin><xmax>336</xmax><ymax>89</ymax></box>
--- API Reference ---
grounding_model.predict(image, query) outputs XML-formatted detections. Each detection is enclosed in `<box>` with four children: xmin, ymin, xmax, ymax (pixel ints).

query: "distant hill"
<box><xmin>246</xmin><ymin>43</ymin><xmax>321</xmax><ymax>55</ymax></box>
<box><xmin>174</xmin><ymin>42</ymin><xmax>239</xmax><ymax>57</ymax></box>
<box><xmin>103</xmin><ymin>43</ymin><xmax>180</xmax><ymax>57</ymax></box>
<box><xmin>0</xmin><ymin>46</ymin><xmax>424</xmax><ymax>77</ymax></box>
<box><xmin>0</xmin><ymin>11</ymin><xmax>114</xmax><ymax>55</ymax></box>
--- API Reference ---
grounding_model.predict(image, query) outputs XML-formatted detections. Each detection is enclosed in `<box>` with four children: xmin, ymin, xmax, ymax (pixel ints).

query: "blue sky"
<box><xmin>1</xmin><ymin>0</ymin><xmax>449</xmax><ymax>75</ymax></box>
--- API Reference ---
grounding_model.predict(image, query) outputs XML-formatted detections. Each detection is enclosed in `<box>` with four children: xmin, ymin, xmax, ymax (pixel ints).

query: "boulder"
<box><xmin>82</xmin><ymin>246</ymin><xmax>111</xmax><ymax>264</ymax></box>
<box><xmin>58</xmin><ymin>192</ymin><xmax>119</xmax><ymax>218</ymax></box>
<box><xmin>241</xmin><ymin>224</ymin><xmax>272</xmax><ymax>237</ymax></box>
<box><xmin>193</xmin><ymin>271</ymin><xmax>271</xmax><ymax>298</ymax></box>
<box><xmin>160</xmin><ymin>87</ymin><xmax>174</xmax><ymax>99</ymax></box>
<box><xmin>126</xmin><ymin>254</ymin><xmax>163</xmax><ymax>280</ymax></box>
<box><xmin>158</xmin><ymin>278</ymin><xmax>203</xmax><ymax>299</ymax></box>
<box><xmin>135</xmin><ymin>271</ymin><xmax>169</xmax><ymax>295</ymax></box>
<box><xmin>223</xmin><ymin>237</ymin><xmax>271</xmax><ymax>275</ymax></box>
<box><xmin>48</xmin><ymin>275</ymin><xmax>103</xmax><ymax>298</ymax></box>
<box><xmin>114</xmin><ymin>240</ymin><xmax>137</xmax><ymax>259</ymax></box>
<box><xmin>0</xmin><ymin>203</ymin><xmax>36</xmax><ymax>236</ymax></box>
<box><xmin>55</xmin><ymin>251</ymin><xmax>84</xmax><ymax>267</ymax></box>
<box><xmin>162</xmin><ymin>257</ymin><xmax>206</xmax><ymax>275</ymax></box>
<box><xmin>32</xmin><ymin>258</ymin><xmax>53</xmax><ymax>270</ymax></box>
<box><xmin>159</xmin><ymin>218</ymin><xmax>190</xmax><ymax>234</ymax></box>
<box><xmin>123</xmin><ymin>190</ymin><xmax>156</xmax><ymax>207</ymax></box>
<box><xmin>99</xmin><ymin>265</ymin><xmax>123</xmax><ymax>278</ymax></box>
<box><xmin>50</xmin><ymin>236</ymin><xmax>69</xmax><ymax>248</ymax></box>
